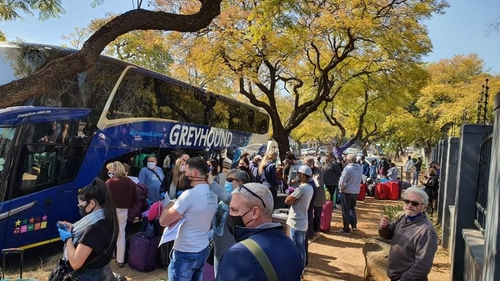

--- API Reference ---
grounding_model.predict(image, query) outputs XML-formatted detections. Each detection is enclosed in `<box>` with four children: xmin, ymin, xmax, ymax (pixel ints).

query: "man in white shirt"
<box><xmin>160</xmin><ymin>157</ymin><xmax>217</xmax><ymax>281</ymax></box>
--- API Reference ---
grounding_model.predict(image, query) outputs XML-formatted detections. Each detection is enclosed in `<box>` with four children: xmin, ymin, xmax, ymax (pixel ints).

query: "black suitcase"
<box><xmin>1</xmin><ymin>248</ymin><xmax>36</xmax><ymax>280</ymax></box>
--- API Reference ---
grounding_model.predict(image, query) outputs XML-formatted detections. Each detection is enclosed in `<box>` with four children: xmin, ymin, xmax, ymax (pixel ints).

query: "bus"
<box><xmin>0</xmin><ymin>42</ymin><xmax>271</xmax><ymax>250</ymax></box>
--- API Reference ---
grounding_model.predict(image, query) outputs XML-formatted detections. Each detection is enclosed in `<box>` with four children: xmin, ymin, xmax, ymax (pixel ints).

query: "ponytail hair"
<box><xmin>78</xmin><ymin>178</ymin><xmax>119</xmax><ymax>240</ymax></box>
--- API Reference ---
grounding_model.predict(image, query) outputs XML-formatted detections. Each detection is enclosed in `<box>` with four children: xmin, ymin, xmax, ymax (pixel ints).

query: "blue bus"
<box><xmin>0</xmin><ymin>42</ymin><xmax>271</xmax><ymax>250</ymax></box>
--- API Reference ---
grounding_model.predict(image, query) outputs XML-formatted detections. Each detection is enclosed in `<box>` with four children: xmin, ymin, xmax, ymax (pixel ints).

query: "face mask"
<box><xmin>108</xmin><ymin>172</ymin><xmax>115</xmax><ymax>179</ymax></box>
<box><xmin>78</xmin><ymin>202</ymin><xmax>94</xmax><ymax>217</ymax></box>
<box><xmin>225</xmin><ymin>181</ymin><xmax>233</xmax><ymax>193</ymax></box>
<box><xmin>179</xmin><ymin>165</ymin><xmax>186</xmax><ymax>172</ymax></box>
<box><xmin>227</xmin><ymin>209</ymin><xmax>253</xmax><ymax>236</ymax></box>
<box><xmin>147</xmin><ymin>162</ymin><xmax>156</xmax><ymax>169</ymax></box>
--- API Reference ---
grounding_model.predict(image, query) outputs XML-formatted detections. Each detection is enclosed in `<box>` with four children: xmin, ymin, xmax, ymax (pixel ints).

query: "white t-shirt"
<box><xmin>286</xmin><ymin>182</ymin><xmax>314</xmax><ymax>232</ymax></box>
<box><xmin>172</xmin><ymin>183</ymin><xmax>217</xmax><ymax>252</ymax></box>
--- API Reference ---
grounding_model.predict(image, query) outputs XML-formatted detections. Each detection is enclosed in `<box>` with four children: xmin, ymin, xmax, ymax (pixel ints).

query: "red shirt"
<box><xmin>106</xmin><ymin>177</ymin><xmax>137</xmax><ymax>209</ymax></box>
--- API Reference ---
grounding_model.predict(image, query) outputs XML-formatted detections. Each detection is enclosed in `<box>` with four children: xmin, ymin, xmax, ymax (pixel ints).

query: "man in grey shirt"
<box><xmin>337</xmin><ymin>154</ymin><xmax>362</xmax><ymax>234</ymax></box>
<box><xmin>285</xmin><ymin>165</ymin><xmax>314</xmax><ymax>270</ymax></box>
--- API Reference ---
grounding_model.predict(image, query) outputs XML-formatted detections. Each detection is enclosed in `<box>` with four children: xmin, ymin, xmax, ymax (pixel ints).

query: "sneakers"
<box><xmin>352</xmin><ymin>228</ymin><xmax>358</xmax><ymax>231</ymax></box>
<box><xmin>336</xmin><ymin>229</ymin><xmax>350</xmax><ymax>235</ymax></box>
<box><xmin>117</xmin><ymin>263</ymin><xmax>125</xmax><ymax>268</ymax></box>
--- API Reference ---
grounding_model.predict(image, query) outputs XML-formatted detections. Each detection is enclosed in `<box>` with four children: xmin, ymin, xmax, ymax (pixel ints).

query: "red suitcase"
<box><xmin>358</xmin><ymin>184</ymin><xmax>367</xmax><ymax>201</ymax></box>
<box><xmin>320</xmin><ymin>201</ymin><xmax>333</xmax><ymax>233</ymax></box>
<box><xmin>375</xmin><ymin>183</ymin><xmax>389</xmax><ymax>200</ymax></box>
<box><xmin>388</xmin><ymin>181</ymin><xmax>399</xmax><ymax>200</ymax></box>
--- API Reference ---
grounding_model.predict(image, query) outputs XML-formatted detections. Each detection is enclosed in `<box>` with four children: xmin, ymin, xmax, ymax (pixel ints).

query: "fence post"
<box><xmin>437</xmin><ymin>139</ymin><xmax>449</xmax><ymax>225</ymax></box>
<box><xmin>482</xmin><ymin>92</ymin><xmax>500</xmax><ymax>281</ymax></box>
<box><xmin>451</xmin><ymin>124</ymin><xmax>493</xmax><ymax>280</ymax></box>
<box><xmin>441</xmin><ymin>137</ymin><xmax>460</xmax><ymax>250</ymax></box>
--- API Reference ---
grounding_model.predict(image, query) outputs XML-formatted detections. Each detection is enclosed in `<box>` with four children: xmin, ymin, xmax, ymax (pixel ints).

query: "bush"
<box><xmin>381</xmin><ymin>204</ymin><xmax>404</xmax><ymax>221</ymax></box>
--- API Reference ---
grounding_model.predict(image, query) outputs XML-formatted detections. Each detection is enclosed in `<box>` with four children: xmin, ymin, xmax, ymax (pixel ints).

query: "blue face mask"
<box><xmin>225</xmin><ymin>181</ymin><xmax>233</xmax><ymax>193</ymax></box>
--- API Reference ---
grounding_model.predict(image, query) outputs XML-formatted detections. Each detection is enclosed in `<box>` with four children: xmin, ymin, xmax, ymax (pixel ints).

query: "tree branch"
<box><xmin>0</xmin><ymin>0</ymin><xmax>222</xmax><ymax>107</ymax></box>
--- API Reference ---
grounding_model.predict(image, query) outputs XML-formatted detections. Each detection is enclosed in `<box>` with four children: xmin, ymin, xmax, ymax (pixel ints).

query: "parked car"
<box><xmin>300</xmin><ymin>148</ymin><xmax>307</xmax><ymax>157</ymax></box>
<box><xmin>305</xmin><ymin>147</ymin><xmax>316</xmax><ymax>156</ymax></box>
<box><xmin>318</xmin><ymin>146</ymin><xmax>328</xmax><ymax>156</ymax></box>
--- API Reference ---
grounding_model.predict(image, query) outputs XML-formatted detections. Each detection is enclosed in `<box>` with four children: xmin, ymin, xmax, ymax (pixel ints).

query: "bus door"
<box><xmin>0</xmin><ymin>106</ymin><xmax>91</xmax><ymax>249</ymax></box>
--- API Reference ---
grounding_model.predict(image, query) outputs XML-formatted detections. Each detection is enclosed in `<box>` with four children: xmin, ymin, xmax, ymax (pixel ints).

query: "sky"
<box><xmin>0</xmin><ymin>0</ymin><xmax>500</xmax><ymax>74</ymax></box>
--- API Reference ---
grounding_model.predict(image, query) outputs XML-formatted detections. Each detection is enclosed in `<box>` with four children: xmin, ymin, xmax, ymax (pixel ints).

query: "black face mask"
<box><xmin>183</xmin><ymin>175</ymin><xmax>208</xmax><ymax>188</ymax></box>
<box><xmin>78</xmin><ymin>202</ymin><xmax>94</xmax><ymax>218</ymax></box>
<box><xmin>227</xmin><ymin>209</ymin><xmax>253</xmax><ymax>236</ymax></box>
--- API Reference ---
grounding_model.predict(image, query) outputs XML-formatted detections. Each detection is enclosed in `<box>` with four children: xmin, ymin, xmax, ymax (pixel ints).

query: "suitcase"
<box><xmin>375</xmin><ymin>183</ymin><xmax>389</xmax><ymax>200</ymax></box>
<box><xmin>1</xmin><ymin>248</ymin><xmax>36</xmax><ymax>281</ymax></box>
<box><xmin>388</xmin><ymin>181</ymin><xmax>400</xmax><ymax>200</ymax></box>
<box><xmin>358</xmin><ymin>184</ymin><xmax>367</xmax><ymax>201</ymax></box>
<box><xmin>128</xmin><ymin>232</ymin><xmax>160</xmax><ymax>272</ymax></box>
<box><xmin>203</xmin><ymin>263</ymin><xmax>215</xmax><ymax>281</ymax></box>
<box><xmin>320</xmin><ymin>201</ymin><xmax>333</xmax><ymax>233</ymax></box>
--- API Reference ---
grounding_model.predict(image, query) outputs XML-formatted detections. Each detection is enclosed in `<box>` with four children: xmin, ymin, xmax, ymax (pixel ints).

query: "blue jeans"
<box><xmin>168</xmin><ymin>245</ymin><xmax>210</xmax><ymax>281</ymax></box>
<box><xmin>290</xmin><ymin>228</ymin><xmax>307</xmax><ymax>269</ymax></box>
<box><xmin>413</xmin><ymin>170</ymin><xmax>420</xmax><ymax>185</ymax></box>
<box><xmin>340</xmin><ymin>193</ymin><xmax>358</xmax><ymax>232</ymax></box>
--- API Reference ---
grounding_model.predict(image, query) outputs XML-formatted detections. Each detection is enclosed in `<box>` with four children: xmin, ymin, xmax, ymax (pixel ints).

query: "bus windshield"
<box><xmin>0</xmin><ymin>127</ymin><xmax>16</xmax><ymax>193</ymax></box>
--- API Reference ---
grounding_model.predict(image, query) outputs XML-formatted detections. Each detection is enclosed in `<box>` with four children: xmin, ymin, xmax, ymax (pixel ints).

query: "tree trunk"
<box><xmin>271</xmin><ymin>125</ymin><xmax>291</xmax><ymax>162</ymax></box>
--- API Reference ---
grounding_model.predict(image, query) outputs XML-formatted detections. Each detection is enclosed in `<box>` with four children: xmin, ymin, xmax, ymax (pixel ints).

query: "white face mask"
<box><xmin>147</xmin><ymin>162</ymin><xmax>156</xmax><ymax>169</ymax></box>
<box><xmin>179</xmin><ymin>165</ymin><xmax>186</xmax><ymax>172</ymax></box>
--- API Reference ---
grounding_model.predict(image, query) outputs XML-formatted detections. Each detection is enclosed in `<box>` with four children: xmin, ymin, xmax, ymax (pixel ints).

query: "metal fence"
<box><xmin>474</xmin><ymin>131</ymin><xmax>493</xmax><ymax>233</ymax></box>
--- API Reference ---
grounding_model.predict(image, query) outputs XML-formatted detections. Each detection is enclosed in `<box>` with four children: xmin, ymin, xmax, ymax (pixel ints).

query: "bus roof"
<box><xmin>0</xmin><ymin>106</ymin><xmax>91</xmax><ymax>126</ymax></box>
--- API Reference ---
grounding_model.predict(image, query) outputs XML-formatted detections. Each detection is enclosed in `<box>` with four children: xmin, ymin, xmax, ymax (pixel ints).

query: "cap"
<box><xmin>254</xmin><ymin>155</ymin><xmax>263</xmax><ymax>161</ymax></box>
<box><xmin>298</xmin><ymin>165</ymin><xmax>312</xmax><ymax>176</ymax></box>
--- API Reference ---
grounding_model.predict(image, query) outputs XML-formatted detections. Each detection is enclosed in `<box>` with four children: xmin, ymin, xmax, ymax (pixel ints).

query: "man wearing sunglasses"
<box><xmin>216</xmin><ymin>183</ymin><xmax>302</xmax><ymax>280</ymax></box>
<box><xmin>379</xmin><ymin>187</ymin><xmax>438</xmax><ymax>281</ymax></box>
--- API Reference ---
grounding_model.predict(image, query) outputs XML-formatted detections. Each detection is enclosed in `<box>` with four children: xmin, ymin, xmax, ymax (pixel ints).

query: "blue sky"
<box><xmin>1</xmin><ymin>0</ymin><xmax>500</xmax><ymax>74</ymax></box>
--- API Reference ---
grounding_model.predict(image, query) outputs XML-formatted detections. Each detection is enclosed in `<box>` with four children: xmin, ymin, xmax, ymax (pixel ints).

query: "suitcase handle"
<box><xmin>2</xmin><ymin>248</ymin><xmax>24</xmax><ymax>279</ymax></box>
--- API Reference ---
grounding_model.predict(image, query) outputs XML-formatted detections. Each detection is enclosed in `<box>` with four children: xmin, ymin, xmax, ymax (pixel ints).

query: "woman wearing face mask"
<box><xmin>105</xmin><ymin>161</ymin><xmax>137</xmax><ymax>268</ymax></box>
<box><xmin>238</xmin><ymin>158</ymin><xmax>255</xmax><ymax>182</ymax></box>
<box><xmin>208</xmin><ymin>159</ymin><xmax>220</xmax><ymax>184</ymax></box>
<box><xmin>207</xmin><ymin>169</ymin><xmax>250</xmax><ymax>276</ymax></box>
<box><xmin>160</xmin><ymin>157</ymin><xmax>189</xmax><ymax>200</ymax></box>
<box><xmin>138</xmin><ymin>155</ymin><xmax>165</xmax><ymax>203</ymax></box>
<box><xmin>55</xmin><ymin>178</ymin><xmax>119</xmax><ymax>280</ymax></box>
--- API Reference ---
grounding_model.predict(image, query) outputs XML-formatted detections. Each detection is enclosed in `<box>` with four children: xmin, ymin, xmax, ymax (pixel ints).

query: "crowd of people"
<box><xmin>51</xmin><ymin>149</ymin><xmax>439</xmax><ymax>281</ymax></box>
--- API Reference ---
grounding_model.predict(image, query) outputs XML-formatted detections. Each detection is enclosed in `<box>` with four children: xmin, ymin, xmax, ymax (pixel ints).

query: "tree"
<box><xmin>62</xmin><ymin>14</ymin><xmax>173</xmax><ymax>74</ymax></box>
<box><xmin>0</xmin><ymin>0</ymin><xmax>223</xmax><ymax>107</ymax></box>
<box><xmin>0</xmin><ymin>31</ymin><xmax>5</xmax><ymax>41</ymax></box>
<box><xmin>165</xmin><ymin>0</ymin><xmax>448</xmax><ymax>159</ymax></box>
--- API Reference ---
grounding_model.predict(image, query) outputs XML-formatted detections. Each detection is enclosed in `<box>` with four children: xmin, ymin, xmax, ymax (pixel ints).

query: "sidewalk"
<box><xmin>110</xmin><ymin>197</ymin><xmax>450</xmax><ymax>281</ymax></box>
<box><xmin>302</xmin><ymin>197</ymin><xmax>450</xmax><ymax>281</ymax></box>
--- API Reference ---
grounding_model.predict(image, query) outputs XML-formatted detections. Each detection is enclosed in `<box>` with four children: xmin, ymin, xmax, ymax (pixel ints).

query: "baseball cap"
<box><xmin>298</xmin><ymin>165</ymin><xmax>312</xmax><ymax>176</ymax></box>
<box><xmin>254</xmin><ymin>155</ymin><xmax>263</xmax><ymax>161</ymax></box>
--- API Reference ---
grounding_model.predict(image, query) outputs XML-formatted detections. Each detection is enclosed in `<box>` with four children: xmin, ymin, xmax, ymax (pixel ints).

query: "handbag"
<box><xmin>49</xmin><ymin>228</ymin><xmax>117</xmax><ymax>281</ymax></box>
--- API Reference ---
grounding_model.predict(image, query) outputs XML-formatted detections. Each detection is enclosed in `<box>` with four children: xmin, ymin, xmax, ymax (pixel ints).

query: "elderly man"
<box><xmin>379</xmin><ymin>187</ymin><xmax>438</xmax><ymax>281</ymax></box>
<box><xmin>337</xmin><ymin>154</ymin><xmax>362</xmax><ymax>234</ymax></box>
<box><xmin>216</xmin><ymin>183</ymin><xmax>302</xmax><ymax>281</ymax></box>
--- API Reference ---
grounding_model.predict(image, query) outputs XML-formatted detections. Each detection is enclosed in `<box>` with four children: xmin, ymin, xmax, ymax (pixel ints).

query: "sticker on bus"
<box><xmin>14</xmin><ymin>215</ymin><xmax>48</xmax><ymax>234</ymax></box>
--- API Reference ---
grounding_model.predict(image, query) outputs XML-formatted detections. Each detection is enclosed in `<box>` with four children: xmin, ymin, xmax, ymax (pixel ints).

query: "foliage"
<box><xmin>381</xmin><ymin>204</ymin><xmax>404</xmax><ymax>221</ymax></box>
<box><xmin>62</xmin><ymin>14</ymin><xmax>173</xmax><ymax>74</ymax></box>
<box><xmin>0</xmin><ymin>30</ymin><xmax>5</xmax><ymax>41</ymax></box>
<box><xmin>0</xmin><ymin>0</ymin><xmax>66</xmax><ymax>21</ymax></box>
<box><xmin>165</xmin><ymin>0</ymin><xmax>448</xmax><ymax>158</ymax></box>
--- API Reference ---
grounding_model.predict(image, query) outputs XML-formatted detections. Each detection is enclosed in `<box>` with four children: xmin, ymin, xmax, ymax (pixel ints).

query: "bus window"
<box><xmin>0</xmin><ymin>127</ymin><xmax>16</xmax><ymax>201</ymax></box>
<box><xmin>108</xmin><ymin>70</ymin><xmax>211</xmax><ymax>125</ymax></box>
<box><xmin>31</xmin><ymin>61</ymin><xmax>124</xmax><ymax>125</ymax></box>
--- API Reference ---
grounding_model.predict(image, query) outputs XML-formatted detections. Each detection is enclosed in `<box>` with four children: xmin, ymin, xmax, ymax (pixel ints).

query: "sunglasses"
<box><xmin>77</xmin><ymin>201</ymin><xmax>88</xmax><ymax>209</ymax></box>
<box><xmin>227</xmin><ymin>178</ymin><xmax>238</xmax><ymax>182</ymax></box>
<box><xmin>238</xmin><ymin>185</ymin><xmax>266</xmax><ymax>208</ymax></box>
<box><xmin>403</xmin><ymin>199</ymin><xmax>422</xmax><ymax>207</ymax></box>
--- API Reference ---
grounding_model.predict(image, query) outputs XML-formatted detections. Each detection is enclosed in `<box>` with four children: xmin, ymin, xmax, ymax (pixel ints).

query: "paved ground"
<box><xmin>2</xmin><ymin>197</ymin><xmax>450</xmax><ymax>281</ymax></box>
